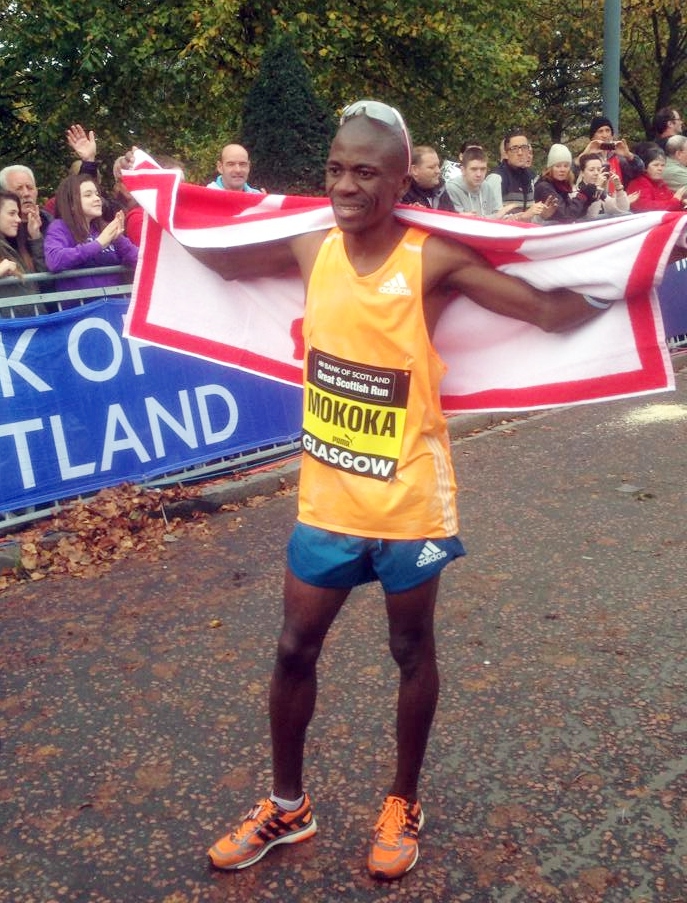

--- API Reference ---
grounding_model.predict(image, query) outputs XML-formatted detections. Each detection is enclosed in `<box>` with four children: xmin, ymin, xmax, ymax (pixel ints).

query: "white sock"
<box><xmin>270</xmin><ymin>791</ymin><xmax>305</xmax><ymax>811</ymax></box>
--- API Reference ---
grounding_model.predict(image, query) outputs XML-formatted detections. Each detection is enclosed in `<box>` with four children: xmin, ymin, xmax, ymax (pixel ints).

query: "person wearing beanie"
<box><xmin>589</xmin><ymin>116</ymin><xmax>614</xmax><ymax>139</ymax></box>
<box><xmin>574</xmin><ymin>114</ymin><xmax>644</xmax><ymax>190</ymax></box>
<box><xmin>547</xmin><ymin>143</ymin><xmax>573</xmax><ymax>167</ymax></box>
<box><xmin>534</xmin><ymin>143</ymin><xmax>596</xmax><ymax>223</ymax></box>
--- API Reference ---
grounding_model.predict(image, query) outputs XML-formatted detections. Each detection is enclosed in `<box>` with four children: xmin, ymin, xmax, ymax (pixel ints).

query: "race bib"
<box><xmin>302</xmin><ymin>348</ymin><xmax>410</xmax><ymax>480</ymax></box>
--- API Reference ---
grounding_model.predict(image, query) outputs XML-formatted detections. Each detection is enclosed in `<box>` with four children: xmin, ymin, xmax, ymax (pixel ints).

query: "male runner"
<box><xmin>203</xmin><ymin>100</ymin><xmax>609</xmax><ymax>880</ymax></box>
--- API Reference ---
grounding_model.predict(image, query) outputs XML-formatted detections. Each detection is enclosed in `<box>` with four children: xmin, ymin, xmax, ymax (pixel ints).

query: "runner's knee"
<box><xmin>275</xmin><ymin>627</ymin><xmax>323</xmax><ymax>675</ymax></box>
<box><xmin>388</xmin><ymin>629</ymin><xmax>434</xmax><ymax>674</ymax></box>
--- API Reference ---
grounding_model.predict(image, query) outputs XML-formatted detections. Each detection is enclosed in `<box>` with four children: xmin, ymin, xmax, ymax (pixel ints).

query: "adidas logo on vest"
<box><xmin>415</xmin><ymin>540</ymin><xmax>448</xmax><ymax>568</ymax></box>
<box><xmin>379</xmin><ymin>272</ymin><xmax>412</xmax><ymax>295</ymax></box>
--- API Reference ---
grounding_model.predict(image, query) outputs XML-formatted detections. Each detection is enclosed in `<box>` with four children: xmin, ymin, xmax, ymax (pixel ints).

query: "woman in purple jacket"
<box><xmin>44</xmin><ymin>173</ymin><xmax>138</xmax><ymax>306</ymax></box>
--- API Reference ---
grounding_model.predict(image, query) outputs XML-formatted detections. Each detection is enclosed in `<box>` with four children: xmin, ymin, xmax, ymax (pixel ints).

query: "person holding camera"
<box><xmin>576</xmin><ymin>153</ymin><xmax>638</xmax><ymax>219</ymax></box>
<box><xmin>574</xmin><ymin>116</ymin><xmax>644</xmax><ymax>192</ymax></box>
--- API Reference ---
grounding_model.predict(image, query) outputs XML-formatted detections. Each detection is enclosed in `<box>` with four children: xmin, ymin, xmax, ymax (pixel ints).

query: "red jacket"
<box><xmin>125</xmin><ymin>205</ymin><xmax>144</xmax><ymax>246</ymax></box>
<box><xmin>627</xmin><ymin>174</ymin><xmax>683</xmax><ymax>212</ymax></box>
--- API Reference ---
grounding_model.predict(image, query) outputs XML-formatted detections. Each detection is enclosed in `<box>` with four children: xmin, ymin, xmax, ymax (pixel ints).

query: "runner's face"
<box><xmin>325</xmin><ymin>120</ymin><xmax>408</xmax><ymax>234</ymax></box>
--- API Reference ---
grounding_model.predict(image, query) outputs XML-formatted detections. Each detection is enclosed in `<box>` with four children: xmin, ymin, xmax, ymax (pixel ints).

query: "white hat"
<box><xmin>547</xmin><ymin>143</ymin><xmax>572</xmax><ymax>167</ymax></box>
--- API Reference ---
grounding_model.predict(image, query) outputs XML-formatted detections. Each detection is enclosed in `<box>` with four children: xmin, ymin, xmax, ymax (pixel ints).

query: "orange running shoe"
<box><xmin>208</xmin><ymin>794</ymin><xmax>317</xmax><ymax>870</ymax></box>
<box><xmin>367</xmin><ymin>794</ymin><xmax>424</xmax><ymax>880</ymax></box>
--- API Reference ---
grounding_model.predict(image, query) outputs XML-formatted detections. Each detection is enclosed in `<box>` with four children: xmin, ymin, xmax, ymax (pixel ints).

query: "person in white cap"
<box><xmin>534</xmin><ymin>143</ymin><xmax>598</xmax><ymax>223</ymax></box>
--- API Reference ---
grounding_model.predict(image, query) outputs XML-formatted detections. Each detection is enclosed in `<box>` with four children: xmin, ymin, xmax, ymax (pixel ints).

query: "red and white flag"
<box><xmin>123</xmin><ymin>151</ymin><xmax>687</xmax><ymax>413</ymax></box>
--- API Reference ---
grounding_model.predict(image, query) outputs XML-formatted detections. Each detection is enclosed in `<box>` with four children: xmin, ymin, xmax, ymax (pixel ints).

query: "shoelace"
<box><xmin>374</xmin><ymin>797</ymin><xmax>408</xmax><ymax>846</ymax></box>
<box><xmin>231</xmin><ymin>799</ymin><xmax>278</xmax><ymax>841</ymax></box>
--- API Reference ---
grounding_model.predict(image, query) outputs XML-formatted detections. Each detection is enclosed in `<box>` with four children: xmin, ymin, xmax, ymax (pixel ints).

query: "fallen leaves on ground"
<box><xmin>0</xmin><ymin>483</ymin><xmax>206</xmax><ymax>588</ymax></box>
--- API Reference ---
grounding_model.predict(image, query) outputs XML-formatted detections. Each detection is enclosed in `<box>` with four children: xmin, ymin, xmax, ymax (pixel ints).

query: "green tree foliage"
<box><xmin>0</xmin><ymin>0</ymin><xmax>210</xmax><ymax>191</ymax></box>
<box><xmin>233</xmin><ymin>0</ymin><xmax>539</xmax><ymax>160</ymax></box>
<box><xmin>522</xmin><ymin>0</ymin><xmax>605</xmax><ymax>150</ymax></box>
<box><xmin>240</xmin><ymin>34</ymin><xmax>335</xmax><ymax>194</ymax></box>
<box><xmin>2</xmin><ymin>0</ymin><xmax>686</xmax><ymax>196</ymax></box>
<box><xmin>525</xmin><ymin>0</ymin><xmax>687</xmax><ymax>146</ymax></box>
<box><xmin>620</xmin><ymin>1</ymin><xmax>687</xmax><ymax>136</ymax></box>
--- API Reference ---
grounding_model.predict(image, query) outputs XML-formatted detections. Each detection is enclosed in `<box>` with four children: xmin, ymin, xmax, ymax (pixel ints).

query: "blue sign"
<box><xmin>657</xmin><ymin>259</ymin><xmax>687</xmax><ymax>338</ymax></box>
<box><xmin>0</xmin><ymin>299</ymin><xmax>303</xmax><ymax>511</ymax></box>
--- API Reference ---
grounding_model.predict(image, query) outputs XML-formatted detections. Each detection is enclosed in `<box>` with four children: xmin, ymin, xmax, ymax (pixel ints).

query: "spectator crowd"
<box><xmin>1</xmin><ymin>105</ymin><xmax>687</xmax><ymax>316</ymax></box>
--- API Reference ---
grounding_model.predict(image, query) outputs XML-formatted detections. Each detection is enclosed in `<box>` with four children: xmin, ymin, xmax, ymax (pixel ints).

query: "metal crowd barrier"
<box><xmin>0</xmin><ymin>267</ymin><xmax>302</xmax><ymax>533</ymax></box>
<box><xmin>0</xmin><ymin>266</ymin><xmax>135</xmax><ymax>313</ymax></box>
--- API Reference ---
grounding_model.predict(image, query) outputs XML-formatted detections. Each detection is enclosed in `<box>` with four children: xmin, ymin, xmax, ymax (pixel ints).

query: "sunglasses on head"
<box><xmin>340</xmin><ymin>100</ymin><xmax>413</xmax><ymax>172</ymax></box>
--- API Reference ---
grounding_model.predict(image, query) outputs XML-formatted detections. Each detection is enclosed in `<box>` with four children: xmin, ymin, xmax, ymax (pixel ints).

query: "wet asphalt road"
<box><xmin>1</xmin><ymin>369</ymin><xmax>686</xmax><ymax>903</ymax></box>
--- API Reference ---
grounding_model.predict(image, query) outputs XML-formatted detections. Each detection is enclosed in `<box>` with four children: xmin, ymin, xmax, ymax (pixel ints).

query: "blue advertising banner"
<box><xmin>657</xmin><ymin>258</ymin><xmax>687</xmax><ymax>338</ymax></box>
<box><xmin>0</xmin><ymin>299</ymin><xmax>303</xmax><ymax>511</ymax></box>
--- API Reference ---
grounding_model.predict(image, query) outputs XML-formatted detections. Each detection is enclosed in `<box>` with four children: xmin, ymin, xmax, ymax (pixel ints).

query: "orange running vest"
<box><xmin>297</xmin><ymin>227</ymin><xmax>458</xmax><ymax>540</ymax></box>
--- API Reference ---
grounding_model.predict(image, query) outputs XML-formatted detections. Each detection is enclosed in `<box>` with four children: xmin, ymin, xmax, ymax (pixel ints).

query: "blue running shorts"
<box><xmin>287</xmin><ymin>523</ymin><xmax>466</xmax><ymax>594</ymax></box>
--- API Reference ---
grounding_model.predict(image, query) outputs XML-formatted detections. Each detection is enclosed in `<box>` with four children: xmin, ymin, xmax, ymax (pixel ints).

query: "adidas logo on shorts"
<box><xmin>416</xmin><ymin>540</ymin><xmax>448</xmax><ymax>568</ymax></box>
<box><xmin>379</xmin><ymin>272</ymin><xmax>412</xmax><ymax>295</ymax></box>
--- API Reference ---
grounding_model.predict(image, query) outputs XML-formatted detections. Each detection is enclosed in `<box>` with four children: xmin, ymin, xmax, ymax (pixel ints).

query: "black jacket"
<box><xmin>401</xmin><ymin>179</ymin><xmax>455</xmax><ymax>211</ymax></box>
<box><xmin>488</xmin><ymin>162</ymin><xmax>535</xmax><ymax>210</ymax></box>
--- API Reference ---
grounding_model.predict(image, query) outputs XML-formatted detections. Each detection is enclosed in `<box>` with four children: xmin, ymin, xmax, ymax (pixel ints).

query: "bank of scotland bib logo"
<box><xmin>379</xmin><ymin>272</ymin><xmax>412</xmax><ymax>295</ymax></box>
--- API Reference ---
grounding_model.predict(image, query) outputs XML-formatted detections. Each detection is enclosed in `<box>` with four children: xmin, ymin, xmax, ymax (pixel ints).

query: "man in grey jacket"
<box><xmin>663</xmin><ymin>135</ymin><xmax>687</xmax><ymax>192</ymax></box>
<box><xmin>446</xmin><ymin>147</ymin><xmax>514</xmax><ymax>218</ymax></box>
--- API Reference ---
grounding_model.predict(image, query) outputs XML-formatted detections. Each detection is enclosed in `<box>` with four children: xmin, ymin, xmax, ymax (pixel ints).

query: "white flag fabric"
<box><xmin>122</xmin><ymin>151</ymin><xmax>687</xmax><ymax>413</ymax></box>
